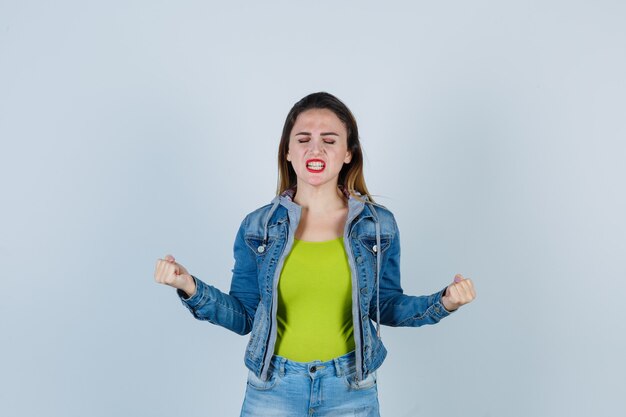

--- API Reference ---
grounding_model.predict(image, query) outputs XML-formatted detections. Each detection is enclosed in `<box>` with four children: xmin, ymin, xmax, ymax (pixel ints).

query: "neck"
<box><xmin>292</xmin><ymin>181</ymin><xmax>347</xmax><ymax>213</ymax></box>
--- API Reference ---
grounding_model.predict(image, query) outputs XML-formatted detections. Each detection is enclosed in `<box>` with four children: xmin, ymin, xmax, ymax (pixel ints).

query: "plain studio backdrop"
<box><xmin>1</xmin><ymin>1</ymin><xmax>625</xmax><ymax>416</ymax></box>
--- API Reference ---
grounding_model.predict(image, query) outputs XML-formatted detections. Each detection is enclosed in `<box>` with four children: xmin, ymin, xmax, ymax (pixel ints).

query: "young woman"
<box><xmin>154</xmin><ymin>92</ymin><xmax>476</xmax><ymax>416</ymax></box>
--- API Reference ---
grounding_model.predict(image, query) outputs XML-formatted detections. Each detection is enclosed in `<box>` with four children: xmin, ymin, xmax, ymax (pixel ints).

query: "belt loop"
<box><xmin>333</xmin><ymin>358</ymin><xmax>342</xmax><ymax>377</ymax></box>
<box><xmin>279</xmin><ymin>357</ymin><xmax>286</xmax><ymax>377</ymax></box>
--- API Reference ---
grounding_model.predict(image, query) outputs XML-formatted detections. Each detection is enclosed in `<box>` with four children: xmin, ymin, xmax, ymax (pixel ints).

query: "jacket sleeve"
<box><xmin>177</xmin><ymin>215</ymin><xmax>259</xmax><ymax>335</ymax></box>
<box><xmin>369</xmin><ymin>214</ymin><xmax>453</xmax><ymax>327</ymax></box>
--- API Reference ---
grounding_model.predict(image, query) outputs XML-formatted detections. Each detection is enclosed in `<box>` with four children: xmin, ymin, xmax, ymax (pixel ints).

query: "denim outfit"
<box><xmin>240</xmin><ymin>351</ymin><xmax>380</xmax><ymax>416</ymax></box>
<box><xmin>178</xmin><ymin>186</ymin><xmax>452</xmax><ymax>414</ymax></box>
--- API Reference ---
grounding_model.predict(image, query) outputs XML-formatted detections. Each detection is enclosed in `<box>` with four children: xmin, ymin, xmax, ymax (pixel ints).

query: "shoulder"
<box><xmin>238</xmin><ymin>199</ymin><xmax>287</xmax><ymax>234</ymax></box>
<box><xmin>367</xmin><ymin>202</ymin><xmax>396</xmax><ymax>222</ymax></box>
<box><xmin>365</xmin><ymin>202</ymin><xmax>398</xmax><ymax>233</ymax></box>
<box><xmin>351</xmin><ymin>201</ymin><xmax>399</xmax><ymax>240</ymax></box>
<box><xmin>244</xmin><ymin>202</ymin><xmax>274</xmax><ymax>220</ymax></box>
<box><xmin>238</xmin><ymin>203</ymin><xmax>271</xmax><ymax>230</ymax></box>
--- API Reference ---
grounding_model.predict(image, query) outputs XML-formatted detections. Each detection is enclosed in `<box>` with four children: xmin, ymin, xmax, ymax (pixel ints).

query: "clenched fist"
<box><xmin>154</xmin><ymin>254</ymin><xmax>196</xmax><ymax>298</ymax></box>
<box><xmin>441</xmin><ymin>274</ymin><xmax>476</xmax><ymax>312</ymax></box>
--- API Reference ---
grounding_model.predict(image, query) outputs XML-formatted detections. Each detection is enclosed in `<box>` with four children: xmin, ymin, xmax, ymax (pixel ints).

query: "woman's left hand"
<box><xmin>441</xmin><ymin>274</ymin><xmax>476</xmax><ymax>312</ymax></box>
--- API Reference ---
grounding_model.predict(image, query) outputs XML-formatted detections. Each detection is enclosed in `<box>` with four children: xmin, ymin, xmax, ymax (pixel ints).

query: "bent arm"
<box><xmin>369</xmin><ymin>217</ymin><xmax>452</xmax><ymax>327</ymax></box>
<box><xmin>178</xmin><ymin>216</ymin><xmax>259</xmax><ymax>335</ymax></box>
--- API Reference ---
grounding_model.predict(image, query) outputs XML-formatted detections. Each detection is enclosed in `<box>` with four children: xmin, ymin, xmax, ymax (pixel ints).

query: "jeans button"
<box><xmin>310</xmin><ymin>366</ymin><xmax>317</xmax><ymax>373</ymax></box>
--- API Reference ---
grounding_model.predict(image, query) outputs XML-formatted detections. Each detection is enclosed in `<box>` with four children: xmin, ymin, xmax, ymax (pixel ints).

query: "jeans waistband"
<box><xmin>269</xmin><ymin>350</ymin><xmax>357</xmax><ymax>378</ymax></box>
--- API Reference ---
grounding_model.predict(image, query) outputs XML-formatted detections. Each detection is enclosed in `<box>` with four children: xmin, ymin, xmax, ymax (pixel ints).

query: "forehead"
<box><xmin>291</xmin><ymin>108</ymin><xmax>346</xmax><ymax>135</ymax></box>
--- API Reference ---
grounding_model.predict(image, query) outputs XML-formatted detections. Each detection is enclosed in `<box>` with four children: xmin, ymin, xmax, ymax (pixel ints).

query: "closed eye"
<box><xmin>296</xmin><ymin>138</ymin><xmax>336</xmax><ymax>144</ymax></box>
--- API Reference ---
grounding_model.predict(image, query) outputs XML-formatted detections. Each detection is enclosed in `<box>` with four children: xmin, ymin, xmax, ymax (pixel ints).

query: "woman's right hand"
<box><xmin>154</xmin><ymin>254</ymin><xmax>197</xmax><ymax>298</ymax></box>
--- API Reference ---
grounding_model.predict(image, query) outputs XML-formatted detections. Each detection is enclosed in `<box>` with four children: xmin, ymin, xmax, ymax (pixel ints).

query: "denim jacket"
<box><xmin>178</xmin><ymin>186</ymin><xmax>452</xmax><ymax>382</ymax></box>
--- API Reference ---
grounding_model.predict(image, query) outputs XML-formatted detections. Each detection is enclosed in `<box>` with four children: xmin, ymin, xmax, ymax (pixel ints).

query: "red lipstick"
<box><xmin>305</xmin><ymin>158</ymin><xmax>326</xmax><ymax>173</ymax></box>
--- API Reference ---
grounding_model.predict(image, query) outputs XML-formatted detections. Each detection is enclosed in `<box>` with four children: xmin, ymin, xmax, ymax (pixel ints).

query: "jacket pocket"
<box><xmin>244</xmin><ymin>235</ymin><xmax>277</xmax><ymax>255</ymax></box>
<box><xmin>358</xmin><ymin>235</ymin><xmax>391</xmax><ymax>256</ymax></box>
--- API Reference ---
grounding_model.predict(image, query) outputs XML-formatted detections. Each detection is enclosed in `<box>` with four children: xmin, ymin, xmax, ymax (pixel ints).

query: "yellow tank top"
<box><xmin>275</xmin><ymin>237</ymin><xmax>355</xmax><ymax>362</ymax></box>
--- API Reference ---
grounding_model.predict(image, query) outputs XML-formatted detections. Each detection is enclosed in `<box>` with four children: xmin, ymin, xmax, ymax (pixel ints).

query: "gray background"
<box><xmin>1</xmin><ymin>1</ymin><xmax>625</xmax><ymax>416</ymax></box>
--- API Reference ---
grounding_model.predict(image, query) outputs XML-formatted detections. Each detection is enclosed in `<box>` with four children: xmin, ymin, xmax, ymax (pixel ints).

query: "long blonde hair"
<box><xmin>276</xmin><ymin>92</ymin><xmax>374</xmax><ymax>203</ymax></box>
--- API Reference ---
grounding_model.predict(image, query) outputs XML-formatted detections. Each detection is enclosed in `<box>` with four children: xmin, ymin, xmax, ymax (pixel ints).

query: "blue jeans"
<box><xmin>240</xmin><ymin>351</ymin><xmax>380</xmax><ymax>417</ymax></box>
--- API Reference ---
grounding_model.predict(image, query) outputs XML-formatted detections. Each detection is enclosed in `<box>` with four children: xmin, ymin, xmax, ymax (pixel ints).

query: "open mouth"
<box><xmin>306</xmin><ymin>159</ymin><xmax>326</xmax><ymax>173</ymax></box>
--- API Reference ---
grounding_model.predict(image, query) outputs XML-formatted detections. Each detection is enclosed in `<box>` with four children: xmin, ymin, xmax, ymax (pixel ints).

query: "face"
<box><xmin>286</xmin><ymin>108</ymin><xmax>352</xmax><ymax>189</ymax></box>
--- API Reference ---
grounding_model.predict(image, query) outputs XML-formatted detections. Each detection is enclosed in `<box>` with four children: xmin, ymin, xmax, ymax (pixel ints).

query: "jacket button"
<box><xmin>372</xmin><ymin>245</ymin><xmax>378</xmax><ymax>253</ymax></box>
<box><xmin>257</xmin><ymin>245</ymin><xmax>265</xmax><ymax>253</ymax></box>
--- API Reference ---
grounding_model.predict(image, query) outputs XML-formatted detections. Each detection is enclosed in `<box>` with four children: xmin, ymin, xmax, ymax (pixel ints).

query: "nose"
<box><xmin>309</xmin><ymin>139</ymin><xmax>325</xmax><ymax>155</ymax></box>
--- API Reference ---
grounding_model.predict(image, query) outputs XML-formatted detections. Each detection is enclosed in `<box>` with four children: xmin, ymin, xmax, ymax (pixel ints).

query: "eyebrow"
<box><xmin>294</xmin><ymin>132</ymin><xmax>340</xmax><ymax>136</ymax></box>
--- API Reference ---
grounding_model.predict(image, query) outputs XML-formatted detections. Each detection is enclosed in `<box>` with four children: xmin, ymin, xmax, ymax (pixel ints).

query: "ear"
<box><xmin>286</xmin><ymin>150</ymin><xmax>291</xmax><ymax>162</ymax></box>
<box><xmin>344</xmin><ymin>150</ymin><xmax>352</xmax><ymax>164</ymax></box>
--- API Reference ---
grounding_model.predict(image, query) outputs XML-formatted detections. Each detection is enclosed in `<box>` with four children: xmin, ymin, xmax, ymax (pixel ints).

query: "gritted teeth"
<box><xmin>306</xmin><ymin>160</ymin><xmax>325</xmax><ymax>170</ymax></box>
